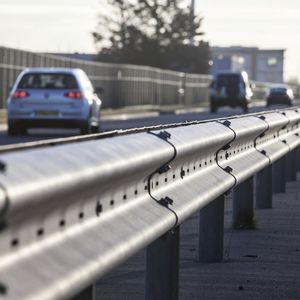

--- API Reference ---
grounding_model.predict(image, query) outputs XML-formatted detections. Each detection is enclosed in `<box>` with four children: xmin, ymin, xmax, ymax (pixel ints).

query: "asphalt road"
<box><xmin>0</xmin><ymin>103</ymin><xmax>296</xmax><ymax>147</ymax></box>
<box><xmin>95</xmin><ymin>178</ymin><xmax>300</xmax><ymax>300</ymax></box>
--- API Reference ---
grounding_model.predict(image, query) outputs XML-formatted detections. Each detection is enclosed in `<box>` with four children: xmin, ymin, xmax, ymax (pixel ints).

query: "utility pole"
<box><xmin>190</xmin><ymin>0</ymin><xmax>195</xmax><ymax>45</ymax></box>
<box><xmin>191</xmin><ymin>0</ymin><xmax>195</xmax><ymax>16</ymax></box>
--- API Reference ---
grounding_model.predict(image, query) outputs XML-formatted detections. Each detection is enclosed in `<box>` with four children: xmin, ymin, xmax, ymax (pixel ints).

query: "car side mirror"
<box><xmin>94</xmin><ymin>87</ymin><xmax>104</xmax><ymax>95</ymax></box>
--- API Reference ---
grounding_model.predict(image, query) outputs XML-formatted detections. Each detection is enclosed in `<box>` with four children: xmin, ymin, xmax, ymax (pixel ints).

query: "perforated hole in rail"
<box><xmin>37</xmin><ymin>229</ymin><xmax>44</xmax><ymax>237</ymax></box>
<box><xmin>59</xmin><ymin>220</ymin><xmax>66</xmax><ymax>227</ymax></box>
<box><xmin>96</xmin><ymin>203</ymin><xmax>102</xmax><ymax>215</ymax></box>
<box><xmin>11</xmin><ymin>239</ymin><xmax>19</xmax><ymax>248</ymax></box>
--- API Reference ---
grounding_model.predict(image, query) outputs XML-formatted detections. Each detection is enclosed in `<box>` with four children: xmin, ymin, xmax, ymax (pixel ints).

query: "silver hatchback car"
<box><xmin>7</xmin><ymin>68</ymin><xmax>102</xmax><ymax>135</ymax></box>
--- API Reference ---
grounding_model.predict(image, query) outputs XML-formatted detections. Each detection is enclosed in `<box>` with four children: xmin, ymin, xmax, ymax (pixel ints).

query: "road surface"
<box><xmin>0</xmin><ymin>103</ymin><xmax>294</xmax><ymax>147</ymax></box>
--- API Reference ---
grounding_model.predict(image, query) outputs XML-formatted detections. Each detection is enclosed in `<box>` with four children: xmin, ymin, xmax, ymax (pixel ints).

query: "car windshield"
<box><xmin>18</xmin><ymin>73</ymin><xmax>79</xmax><ymax>89</ymax></box>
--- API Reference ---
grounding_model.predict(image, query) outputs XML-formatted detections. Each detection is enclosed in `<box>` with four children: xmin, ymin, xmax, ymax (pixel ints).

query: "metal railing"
<box><xmin>0</xmin><ymin>107</ymin><xmax>299</xmax><ymax>299</ymax></box>
<box><xmin>0</xmin><ymin>46</ymin><xmax>211</xmax><ymax>109</ymax></box>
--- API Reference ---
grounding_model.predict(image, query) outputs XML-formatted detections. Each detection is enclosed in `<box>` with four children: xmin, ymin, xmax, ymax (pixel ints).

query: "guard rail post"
<box><xmin>233</xmin><ymin>177</ymin><xmax>255</xmax><ymax>229</ymax></box>
<box><xmin>71</xmin><ymin>285</ymin><xmax>95</xmax><ymax>300</ymax></box>
<box><xmin>272</xmin><ymin>157</ymin><xmax>286</xmax><ymax>193</ymax></box>
<box><xmin>198</xmin><ymin>195</ymin><xmax>225</xmax><ymax>262</ymax></box>
<box><xmin>0</xmin><ymin>47</ymin><xmax>5</xmax><ymax>108</ymax></box>
<box><xmin>297</xmin><ymin>147</ymin><xmax>300</xmax><ymax>173</ymax></box>
<box><xmin>256</xmin><ymin>165</ymin><xmax>272</xmax><ymax>209</ymax></box>
<box><xmin>285</xmin><ymin>150</ymin><xmax>297</xmax><ymax>182</ymax></box>
<box><xmin>145</xmin><ymin>226</ymin><xmax>180</xmax><ymax>300</ymax></box>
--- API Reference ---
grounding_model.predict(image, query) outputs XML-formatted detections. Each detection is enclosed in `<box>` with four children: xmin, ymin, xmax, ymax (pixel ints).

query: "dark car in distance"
<box><xmin>209</xmin><ymin>71</ymin><xmax>253</xmax><ymax>113</ymax></box>
<box><xmin>266</xmin><ymin>86</ymin><xmax>294</xmax><ymax>107</ymax></box>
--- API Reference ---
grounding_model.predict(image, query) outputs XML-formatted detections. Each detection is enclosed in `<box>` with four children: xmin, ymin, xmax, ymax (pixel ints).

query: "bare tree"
<box><xmin>93</xmin><ymin>0</ymin><xmax>209</xmax><ymax>73</ymax></box>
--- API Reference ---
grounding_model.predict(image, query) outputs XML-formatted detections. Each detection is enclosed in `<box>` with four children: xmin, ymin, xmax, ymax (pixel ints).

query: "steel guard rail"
<box><xmin>0</xmin><ymin>108</ymin><xmax>299</xmax><ymax>299</ymax></box>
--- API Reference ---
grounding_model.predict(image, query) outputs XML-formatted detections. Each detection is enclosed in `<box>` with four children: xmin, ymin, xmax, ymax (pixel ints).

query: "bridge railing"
<box><xmin>0</xmin><ymin>107</ymin><xmax>299</xmax><ymax>299</ymax></box>
<box><xmin>0</xmin><ymin>46</ymin><xmax>211</xmax><ymax>109</ymax></box>
<box><xmin>2</xmin><ymin>46</ymin><xmax>292</xmax><ymax>112</ymax></box>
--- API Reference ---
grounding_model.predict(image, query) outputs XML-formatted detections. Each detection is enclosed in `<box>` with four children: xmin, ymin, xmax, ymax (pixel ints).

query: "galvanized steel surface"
<box><xmin>0</xmin><ymin>108</ymin><xmax>299</xmax><ymax>299</ymax></box>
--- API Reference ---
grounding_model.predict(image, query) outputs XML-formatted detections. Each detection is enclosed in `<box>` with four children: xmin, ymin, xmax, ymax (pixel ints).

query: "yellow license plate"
<box><xmin>36</xmin><ymin>111</ymin><xmax>58</xmax><ymax>117</ymax></box>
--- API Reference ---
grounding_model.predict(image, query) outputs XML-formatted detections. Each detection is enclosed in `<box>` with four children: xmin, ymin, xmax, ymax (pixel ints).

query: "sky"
<box><xmin>0</xmin><ymin>0</ymin><xmax>299</xmax><ymax>81</ymax></box>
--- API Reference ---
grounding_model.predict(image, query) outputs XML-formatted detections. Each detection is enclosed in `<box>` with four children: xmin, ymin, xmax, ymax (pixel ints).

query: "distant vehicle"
<box><xmin>266</xmin><ymin>85</ymin><xmax>294</xmax><ymax>107</ymax></box>
<box><xmin>209</xmin><ymin>71</ymin><xmax>253</xmax><ymax>113</ymax></box>
<box><xmin>7</xmin><ymin>68</ymin><xmax>102</xmax><ymax>135</ymax></box>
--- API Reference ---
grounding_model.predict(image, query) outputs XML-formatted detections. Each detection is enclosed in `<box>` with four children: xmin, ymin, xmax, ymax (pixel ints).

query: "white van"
<box><xmin>209</xmin><ymin>71</ymin><xmax>253</xmax><ymax>113</ymax></box>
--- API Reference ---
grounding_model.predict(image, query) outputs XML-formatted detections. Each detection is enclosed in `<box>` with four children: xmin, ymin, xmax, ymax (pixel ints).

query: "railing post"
<box><xmin>296</xmin><ymin>147</ymin><xmax>300</xmax><ymax>173</ymax></box>
<box><xmin>233</xmin><ymin>177</ymin><xmax>255</xmax><ymax>229</ymax></box>
<box><xmin>0</xmin><ymin>48</ymin><xmax>3</xmax><ymax>108</ymax></box>
<box><xmin>256</xmin><ymin>165</ymin><xmax>272</xmax><ymax>209</ymax></box>
<box><xmin>145</xmin><ymin>226</ymin><xmax>180</xmax><ymax>300</ymax></box>
<box><xmin>71</xmin><ymin>284</ymin><xmax>95</xmax><ymax>300</ymax></box>
<box><xmin>285</xmin><ymin>150</ymin><xmax>297</xmax><ymax>182</ymax></box>
<box><xmin>198</xmin><ymin>195</ymin><xmax>224</xmax><ymax>262</ymax></box>
<box><xmin>272</xmin><ymin>157</ymin><xmax>286</xmax><ymax>193</ymax></box>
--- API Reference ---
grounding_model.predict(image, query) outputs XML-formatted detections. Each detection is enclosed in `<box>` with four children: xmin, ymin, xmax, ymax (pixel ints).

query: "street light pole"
<box><xmin>190</xmin><ymin>0</ymin><xmax>195</xmax><ymax>45</ymax></box>
<box><xmin>191</xmin><ymin>0</ymin><xmax>195</xmax><ymax>16</ymax></box>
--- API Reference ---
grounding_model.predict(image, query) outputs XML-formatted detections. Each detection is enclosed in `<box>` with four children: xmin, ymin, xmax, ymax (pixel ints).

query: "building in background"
<box><xmin>210</xmin><ymin>46</ymin><xmax>285</xmax><ymax>83</ymax></box>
